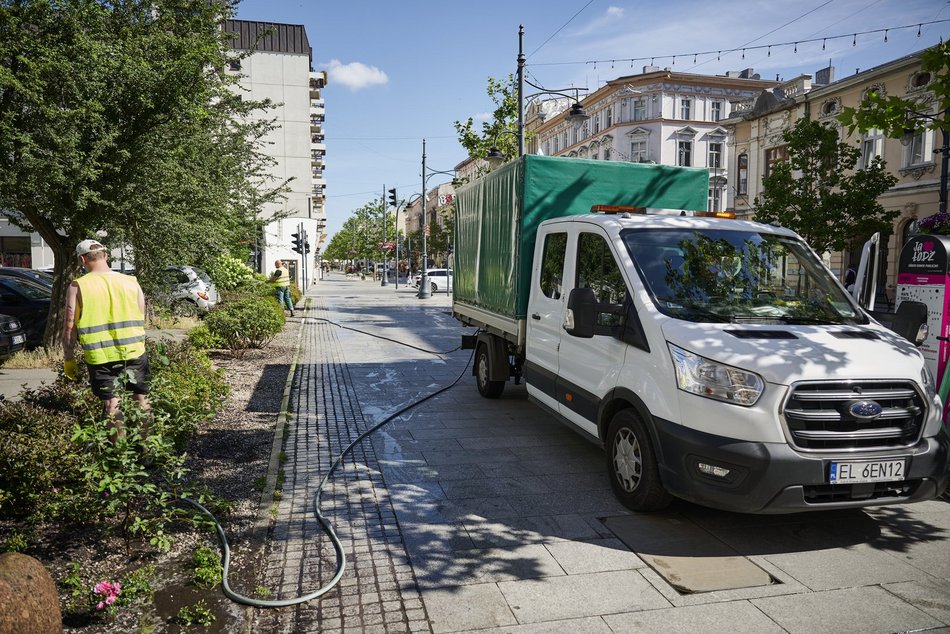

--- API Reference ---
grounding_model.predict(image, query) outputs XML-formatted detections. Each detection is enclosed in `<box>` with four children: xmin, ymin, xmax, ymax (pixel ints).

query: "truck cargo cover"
<box><xmin>454</xmin><ymin>155</ymin><xmax>708</xmax><ymax>320</ymax></box>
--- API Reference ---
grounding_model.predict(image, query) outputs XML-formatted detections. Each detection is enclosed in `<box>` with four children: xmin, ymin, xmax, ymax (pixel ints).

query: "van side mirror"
<box><xmin>565</xmin><ymin>287</ymin><xmax>597</xmax><ymax>338</ymax></box>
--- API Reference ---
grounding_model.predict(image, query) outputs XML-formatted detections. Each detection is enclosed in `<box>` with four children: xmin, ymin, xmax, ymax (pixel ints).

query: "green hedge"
<box><xmin>203</xmin><ymin>295</ymin><xmax>284</xmax><ymax>351</ymax></box>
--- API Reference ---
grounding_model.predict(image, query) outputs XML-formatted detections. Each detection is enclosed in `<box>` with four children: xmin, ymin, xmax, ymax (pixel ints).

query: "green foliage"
<box><xmin>177</xmin><ymin>600</ymin><xmax>216</xmax><ymax>627</ymax></box>
<box><xmin>204</xmin><ymin>295</ymin><xmax>285</xmax><ymax>351</ymax></box>
<box><xmin>323</xmin><ymin>199</ymin><xmax>396</xmax><ymax>264</ymax></box>
<box><xmin>0</xmin><ymin>340</ymin><xmax>227</xmax><ymax>551</ymax></box>
<box><xmin>753</xmin><ymin>119</ymin><xmax>899</xmax><ymax>254</ymax></box>
<box><xmin>118</xmin><ymin>565</ymin><xmax>155</xmax><ymax>608</ymax></box>
<box><xmin>206</xmin><ymin>255</ymin><xmax>256</xmax><ymax>291</ymax></box>
<box><xmin>187</xmin><ymin>324</ymin><xmax>225</xmax><ymax>350</ymax></box>
<box><xmin>454</xmin><ymin>74</ymin><xmax>521</xmax><ymax>170</ymax></box>
<box><xmin>255</xmin><ymin>585</ymin><xmax>272</xmax><ymax>599</ymax></box>
<box><xmin>2</xmin><ymin>531</ymin><xmax>28</xmax><ymax>552</ymax></box>
<box><xmin>60</xmin><ymin>563</ymin><xmax>155</xmax><ymax>620</ymax></box>
<box><xmin>191</xmin><ymin>545</ymin><xmax>223</xmax><ymax>589</ymax></box>
<box><xmin>0</xmin><ymin>0</ymin><xmax>285</xmax><ymax>347</ymax></box>
<box><xmin>839</xmin><ymin>42</ymin><xmax>949</xmax><ymax>137</ymax></box>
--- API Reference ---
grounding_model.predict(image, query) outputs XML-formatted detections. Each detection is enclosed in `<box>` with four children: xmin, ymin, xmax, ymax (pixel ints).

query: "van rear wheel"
<box><xmin>475</xmin><ymin>344</ymin><xmax>505</xmax><ymax>398</ymax></box>
<box><xmin>606</xmin><ymin>409</ymin><xmax>672</xmax><ymax>512</ymax></box>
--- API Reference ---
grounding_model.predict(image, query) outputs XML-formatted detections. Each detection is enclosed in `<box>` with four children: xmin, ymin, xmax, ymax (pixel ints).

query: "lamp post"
<box><xmin>515</xmin><ymin>25</ymin><xmax>590</xmax><ymax>158</ymax></box>
<box><xmin>901</xmin><ymin>106</ymin><xmax>949</xmax><ymax>215</ymax></box>
<box><xmin>416</xmin><ymin>138</ymin><xmax>457</xmax><ymax>299</ymax></box>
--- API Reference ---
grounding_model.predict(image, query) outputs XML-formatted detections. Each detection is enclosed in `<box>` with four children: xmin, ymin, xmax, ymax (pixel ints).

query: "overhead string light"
<box><xmin>525</xmin><ymin>19</ymin><xmax>950</xmax><ymax>70</ymax></box>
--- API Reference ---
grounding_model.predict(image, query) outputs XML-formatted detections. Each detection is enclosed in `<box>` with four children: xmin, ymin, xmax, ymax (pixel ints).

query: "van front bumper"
<box><xmin>652</xmin><ymin>416</ymin><xmax>950</xmax><ymax>514</ymax></box>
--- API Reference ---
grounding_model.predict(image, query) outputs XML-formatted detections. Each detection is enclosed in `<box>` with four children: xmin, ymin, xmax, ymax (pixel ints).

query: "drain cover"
<box><xmin>604</xmin><ymin>514</ymin><xmax>775</xmax><ymax>594</ymax></box>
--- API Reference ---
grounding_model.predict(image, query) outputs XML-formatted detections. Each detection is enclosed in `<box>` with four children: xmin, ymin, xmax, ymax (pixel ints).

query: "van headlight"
<box><xmin>921</xmin><ymin>365</ymin><xmax>937</xmax><ymax>401</ymax></box>
<box><xmin>669</xmin><ymin>343</ymin><xmax>764</xmax><ymax>407</ymax></box>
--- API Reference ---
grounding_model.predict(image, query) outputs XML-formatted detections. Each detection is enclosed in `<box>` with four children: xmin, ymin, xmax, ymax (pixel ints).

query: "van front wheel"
<box><xmin>606</xmin><ymin>410</ymin><xmax>672</xmax><ymax>512</ymax></box>
<box><xmin>475</xmin><ymin>344</ymin><xmax>505</xmax><ymax>398</ymax></box>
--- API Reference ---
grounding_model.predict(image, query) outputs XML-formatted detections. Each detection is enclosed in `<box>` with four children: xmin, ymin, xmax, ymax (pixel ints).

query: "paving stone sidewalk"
<box><xmin>254</xmin><ymin>273</ymin><xmax>950</xmax><ymax>634</ymax></box>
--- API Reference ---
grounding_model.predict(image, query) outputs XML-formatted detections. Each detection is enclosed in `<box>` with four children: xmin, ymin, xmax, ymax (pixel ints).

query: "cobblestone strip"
<box><xmin>256</xmin><ymin>298</ymin><xmax>432</xmax><ymax>634</ymax></box>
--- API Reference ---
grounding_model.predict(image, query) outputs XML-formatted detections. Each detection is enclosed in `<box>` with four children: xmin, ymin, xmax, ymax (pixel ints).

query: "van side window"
<box><xmin>576</xmin><ymin>232</ymin><xmax>627</xmax><ymax>325</ymax></box>
<box><xmin>539</xmin><ymin>232</ymin><xmax>567</xmax><ymax>299</ymax></box>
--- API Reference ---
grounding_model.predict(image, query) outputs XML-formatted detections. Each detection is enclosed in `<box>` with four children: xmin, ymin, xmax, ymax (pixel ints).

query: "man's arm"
<box><xmin>62</xmin><ymin>282</ymin><xmax>79</xmax><ymax>360</ymax></box>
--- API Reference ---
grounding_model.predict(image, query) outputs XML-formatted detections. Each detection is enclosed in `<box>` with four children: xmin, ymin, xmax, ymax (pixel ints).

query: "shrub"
<box><xmin>203</xmin><ymin>296</ymin><xmax>284</xmax><ymax>352</ymax></box>
<box><xmin>0</xmin><ymin>340</ymin><xmax>228</xmax><ymax>550</ymax></box>
<box><xmin>187</xmin><ymin>324</ymin><xmax>224</xmax><ymax>350</ymax></box>
<box><xmin>206</xmin><ymin>255</ymin><xmax>255</xmax><ymax>291</ymax></box>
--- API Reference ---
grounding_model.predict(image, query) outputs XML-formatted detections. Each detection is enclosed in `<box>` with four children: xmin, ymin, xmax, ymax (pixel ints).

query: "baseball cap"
<box><xmin>75</xmin><ymin>239</ymin><xmax>107</xmax><ymax>256</ymax></box>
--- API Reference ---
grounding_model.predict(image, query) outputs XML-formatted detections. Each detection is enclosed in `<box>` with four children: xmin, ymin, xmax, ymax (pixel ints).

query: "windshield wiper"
<box><xmin>774</xmin><ymin>315</ymin><xmax>838</xmax><ymax>325</ymax></box>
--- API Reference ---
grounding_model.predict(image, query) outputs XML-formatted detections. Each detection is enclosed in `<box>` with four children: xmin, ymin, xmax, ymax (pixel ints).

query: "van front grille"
<box><xmin>782</xmin><ymin>380</ymin><xmax>925</xmax><ymax>452</ymax></box>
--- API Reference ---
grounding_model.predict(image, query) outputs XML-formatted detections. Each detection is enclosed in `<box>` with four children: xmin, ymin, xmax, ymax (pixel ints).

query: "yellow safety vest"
<box><xmin>273</xmin><ymin>267</ymin><xmax>290</xmax><ymax>287</ymax></box>
<box><xmin>74</xmin><ymin>272</ymin><xmax>146</xmax><ymax>365</ymax></box>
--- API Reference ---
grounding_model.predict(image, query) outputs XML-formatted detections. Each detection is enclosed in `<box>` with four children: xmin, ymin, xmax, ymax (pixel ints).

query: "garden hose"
<box><xmin>181</xmin><ymin>321</ymin><xmax>477</xmax><ymax>608</ymax></box>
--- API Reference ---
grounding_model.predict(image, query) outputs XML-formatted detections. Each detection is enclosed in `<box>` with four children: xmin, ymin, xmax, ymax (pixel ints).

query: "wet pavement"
<box><xmin>254</xmin><ymin>272</ymin><xmax>950</xmax><ymax>634</ymax></box>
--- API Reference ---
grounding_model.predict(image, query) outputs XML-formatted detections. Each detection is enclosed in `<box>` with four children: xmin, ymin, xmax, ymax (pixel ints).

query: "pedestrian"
<box><xmin>269</xmin><ymin>259</ymin><xmax>295</xmax><ymax>317</ymax></box>
<box><xmin>62</xmin><ymin>239</ymin><xmax>151</xmax><ymax>440</ymax></box>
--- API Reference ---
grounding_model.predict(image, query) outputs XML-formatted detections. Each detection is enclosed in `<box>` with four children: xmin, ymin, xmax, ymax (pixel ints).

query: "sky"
<box><xmin>232</xmin><ymin>0</ymin><xmax>950</xmax><ymax>242</ymax></box>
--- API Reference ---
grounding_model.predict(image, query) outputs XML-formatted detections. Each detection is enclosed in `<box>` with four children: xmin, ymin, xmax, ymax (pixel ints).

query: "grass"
<box><xmin>1</xmin><ymin>347</ymin><xmax>62</xmax><ymax>369</ymax></box>
<box><xmin>149</xmin><ymin>314</ymin><xmax>202</xmax><ymax>330</ymax></box>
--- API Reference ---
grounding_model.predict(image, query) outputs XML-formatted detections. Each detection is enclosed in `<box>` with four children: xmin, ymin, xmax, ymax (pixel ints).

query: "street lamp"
<box><xmin>515</xmin><ymin>24</ymin><xmax>590</xmax><ymax>157</ymax></box>
<box><xmin>416</xmin><ymin>138</ymin><xmax>456</xmax><ymax>299</ymax></box>
<box><xmin>900</xmin><ymin>106</ymin><xmax>949</xmax><ymax>214</ymax></box>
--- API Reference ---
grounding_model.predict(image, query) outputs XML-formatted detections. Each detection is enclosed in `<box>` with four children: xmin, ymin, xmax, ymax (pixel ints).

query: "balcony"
<box><xmin>311</xmin><ymin>150</ymin><xmax>325</xmax><ymax>161</ymax></box>
<box><xmin>312</xmin><ymin>174</ymin><xmax>326</xmax><ymax>186</ymax></box>
<box><xmin>310</xmin><ymin>115</ymin><xmax>325</xmax><ymax>127</ymax></box>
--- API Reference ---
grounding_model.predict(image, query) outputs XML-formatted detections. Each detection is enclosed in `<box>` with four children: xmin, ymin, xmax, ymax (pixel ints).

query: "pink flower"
<box><xmin>105</xmin><ymin>595</ymin><xmax>116</xmax><ymax>605</ymax></box>
<box><xmin>96</xmin><ymin>601</ymin><xmax>105</xmax><ymax>610</ymax></box>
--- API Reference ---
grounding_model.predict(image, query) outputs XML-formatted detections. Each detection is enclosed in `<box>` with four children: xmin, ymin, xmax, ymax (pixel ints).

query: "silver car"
<box><xmin>162</xmin><ymin>265</ymin><xmax>218</xmax><ymax>316</ymax></box>
<box><xmin>412</xmin><ymin>268</ymin><xmax>453</xmax><ymax>293</ymax></box>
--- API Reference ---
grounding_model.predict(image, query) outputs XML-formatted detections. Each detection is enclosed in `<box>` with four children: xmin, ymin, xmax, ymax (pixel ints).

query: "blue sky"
<box><xmin>233</xmin><ymin>0</ymin><xmax>949</xmax><ymax>241</ymax></box>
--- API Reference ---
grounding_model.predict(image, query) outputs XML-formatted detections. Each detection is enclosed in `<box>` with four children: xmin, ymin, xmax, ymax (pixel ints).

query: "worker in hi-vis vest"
<box><xmin>62</xmin><ymin>239</ymin><xmax>151</xmax><ymax>439</ymax></box>
<box><xmin>269</xmin><ymin>259</ymin><xmax>295</xmax><ymax>316</ymax></box>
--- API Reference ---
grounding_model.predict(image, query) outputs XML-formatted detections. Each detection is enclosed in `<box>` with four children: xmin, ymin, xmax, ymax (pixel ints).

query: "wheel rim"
<box><xmin>477</xmin><ymin>353</ymin><xmax>489</xmax><ymax>388</ymax></box>
<box><xmin>612</xmin><ymin>428</ymin><xmax>642</xmax><ymax>492</ymax></box>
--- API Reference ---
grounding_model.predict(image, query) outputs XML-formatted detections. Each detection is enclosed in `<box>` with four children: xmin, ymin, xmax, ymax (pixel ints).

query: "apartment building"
<box><xmin>534</xmin><ymin>68</ymin><xmax>777</xmax><ymax>213</ymax></box>
<box><xmin>224</xmin><ymin>20</ymin><xmax>328</xmax><ymax>283</ymax></box>
<box><xmin>722</xmin><ymin>49</ymin><xmax>942</xmax><ymax>294</ymax></box>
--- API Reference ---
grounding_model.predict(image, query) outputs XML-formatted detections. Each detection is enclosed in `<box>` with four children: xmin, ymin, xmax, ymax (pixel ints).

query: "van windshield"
<box><xmin>621</xmin><ymin>228</ymin><xmax>866</xmax><ymax>325</ymax></box>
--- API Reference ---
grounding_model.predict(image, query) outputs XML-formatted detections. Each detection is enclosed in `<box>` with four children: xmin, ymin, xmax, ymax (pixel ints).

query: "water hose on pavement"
<box><xmin>181</xmin><ymin>314</ymin><xmax>476</xmax><ymax>607</ymax></box>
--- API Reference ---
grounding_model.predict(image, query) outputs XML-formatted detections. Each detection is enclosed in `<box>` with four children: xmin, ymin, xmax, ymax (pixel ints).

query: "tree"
<box><xmin>0</xmin><ymin>0</ymin><xmax>281</xmax><ymax>347</ymax></box>
<box><xmin>753</xmin><ymin>118</ymin><xmax>899</xmax><ymax>255</ymax></box>
<box><xmin>838</xmin><ymin>42</ymin><xmax>949</xmax><ymax>139</ymax></box>
<box><xmin>454</xmin><ymin>74</ymin><xmax>521</xmax><ymax>172</ymax></box>
<box><xmin>322</xmin><ymin>199</ymin><xmax>394</xmax><ymax>266</ymax></box>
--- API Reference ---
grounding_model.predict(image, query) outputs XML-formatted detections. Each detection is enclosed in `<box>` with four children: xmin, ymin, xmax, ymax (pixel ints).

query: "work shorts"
<box><xmin>88</xmin><ymin>355</ymin><xmax>151</xmax><ymax>400</ymax></box>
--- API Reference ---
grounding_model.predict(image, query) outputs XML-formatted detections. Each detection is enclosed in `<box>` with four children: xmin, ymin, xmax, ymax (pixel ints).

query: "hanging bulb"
<box><xmin>742</xmin><ymin>48</ymin><xmax>745</xmax><ymax>59</ymax></box>
<box><xmin>917</xmin><ymin>24</ymin><xmax>922</xmax><ymax>37</ymax></box>
<box><xmin>650</xmin><ymin>57</ymin><xmax>654</xmax><ymax>66</ymax></box>
<box><xmin>884</xmin><ymin>29</ymin><xmax>888</xmax><ymax>43</ymax></box>
<box><xmin>794</xmin><ymin>42</ymin><xmax>798</xmax><ymax>53</ymax></box>
<box><xmin>672</xmin><ymin>56</ymin><xmax>676</xmax><ymax>65</ymax></box>
<box><xmin>593</xmin><ymin>61</ymin><xmax>597</xmax><ymax>70</ymax></box>
<box><xmin>717</xmin><ymin>51</ymin><xmax>721</xmax><ymax>61</ymax></box>
<box><xmin>611</xmin><ymin>60</ymin><xmax>614</xmax><ymax>69</ymax></box>
<box><xmin>693</xmin><ymin>54</ymin><xmax>697</xmax><ymax>64</ymax></box>
<box><xmin>767</xmin><ymin>46</ymin><xmax>771</xmax><ymax>57</ymax></box>
<box><xmin>822</xmin><ymin>39</ymin><xmax>826</xmax><ymax>51</ymax></box>
<box><xmin>852</xmin><ymin>34</ymin><xmax>857</xmax><ymax>47</ymax></box>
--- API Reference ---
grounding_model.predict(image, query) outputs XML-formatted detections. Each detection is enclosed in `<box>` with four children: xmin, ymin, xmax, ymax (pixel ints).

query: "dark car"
<box><xmin>0</xmin><ymin>267</ymin><xmax>54</xmax><ymax>290</ymax></box>
<box><xmin>0</xmin><ymin>276</ymin><xmax>51</xmax><ymax>348</ymax></box>
<box><xmin>0</xmin><ymin>314</ymin><xmax>26</xmax><ymax>360</ymax></box>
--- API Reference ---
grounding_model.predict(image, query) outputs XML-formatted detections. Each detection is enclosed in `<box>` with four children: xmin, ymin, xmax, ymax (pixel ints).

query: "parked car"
<box><xmin>0</xmin><ymin>267</ymin><xmax>53</xmax><ymax>289</ymax></box>
<box><xmin>0</xmin><ymin>314</ymin><xmax>27</xmax><ymax>360</ymax></box>
<box><xmin>0</xmin><ymin>276</ymin><xmax>51</xmax><ymax>348</ymax></box>
<box><xmin>412</xmin><ymin>268</ymin><xmax>453</xmax><ymax>293</ymax></box>
<box><xmin>159</xmin><ymin>265</ymin><xmax>218</xmax><ymax>316</ymax></box>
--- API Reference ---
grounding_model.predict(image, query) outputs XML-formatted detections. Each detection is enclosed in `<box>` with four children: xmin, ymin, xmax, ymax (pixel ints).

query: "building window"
<box><xmin>632</xmin><ymin>99</ymin><xmax>646</xmax><ymax>121</ymax></box>
<box><xmin>606</xmin><ymin>107</ymin><xmax>612</xmax><ymax>127</ymax></box>
<box><xmin>630</xmin><ymin>140</ymin><xmax>648</xmax><ymax>162</ymax></box>
<box><xmin>554</xmin><ymin>136</ymin><xmax>560</xmax><ymax>153</ymax></box>
<box><xmin>737</xmin><ymin>153</ymin><xmax>749</xmax><ymax>196</ymax></box>
<box><xmin>906</xmin><ymin>131</ymin><xmax>931</xmax><ymax>166</ymax></box>
<box><xmin>711</xmin><ymin>100</ymin><xmax>722</xmax><ymax>122</ymax></box>
<box><xmin>228</xmin><ymin>59</ymin><xmax>241</xmax><ymax>71</ymax></box>
<box><xmin>592</xmin><ymin>152</ymin><xmax>599</xmax><ymax>160</ymax></box>
<box><xmin>860</xmin><ymin>129</ymin><xmax>883</xmax><ymax>168</ymax></box>
<box><xmin>604</xmin><ymin>148</ymin><xmax>612</xmax><ymax>161</ymax></box>
<box><xmin>708</xmin><ymin>188</ymin><xmax>722</xmax><ymax>213</ymax></box>
<box><xmin>582</xmin><ymin>122</ymin><xmax>590</xmax><ymax>139</ymax></box>
<box><xmin>593</xmin><ymin>113</ymin><xmax>600</xmax><ymax>134</ymax></box>
<box><xmin>680</xmin><ymin>97</ymin><xmax>692</xmax><ymax>120</ymax></box>
<box><xmin>764</xmin><ymin>145</ymin><xmax>788</xmax><ymax>179</ymax></box>
<box><xmin>677</xmin><ymin>141</ymin><xmax>692</xmax><ymax>166</ymax></box>
<box><xmin>708</xmin><ymin>142</ymin><xmax>722</xmax><ymax>169</ymax></box>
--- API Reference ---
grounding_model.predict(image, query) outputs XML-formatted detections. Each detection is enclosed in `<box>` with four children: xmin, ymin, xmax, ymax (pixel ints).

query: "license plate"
<box><xmin>12</xmin><ymin>334</ymin><xmax>24</xmax><ymax>345</ymax></box>
<box><xmin>829</xmin><ymin>459</ymin><xmax>905</xmax><ymax>484</ymax></box>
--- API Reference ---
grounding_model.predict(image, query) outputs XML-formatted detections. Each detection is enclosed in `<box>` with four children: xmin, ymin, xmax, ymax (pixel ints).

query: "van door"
<box><xmin>525</xmin><ymin>229</ymin><xmax>568</xmax><ymax>413</ymax></box>
<box><xmin>556</xmin><ymin>230</ymin><xmax>630</xmax><ymax>437</ymax></box>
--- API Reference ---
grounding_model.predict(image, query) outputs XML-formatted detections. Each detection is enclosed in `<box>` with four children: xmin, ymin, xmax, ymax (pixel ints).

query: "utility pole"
<box><xmin>418</xmin><ymin>139</ymin><xmax>431</xmax><ymax>299</ymax></box>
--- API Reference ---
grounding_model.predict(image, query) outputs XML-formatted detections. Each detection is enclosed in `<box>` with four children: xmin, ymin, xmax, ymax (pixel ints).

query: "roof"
<box><xmin>223</xmin><ymin>19</ymin><xmax>311</xmax><ymax>57</ymax></box>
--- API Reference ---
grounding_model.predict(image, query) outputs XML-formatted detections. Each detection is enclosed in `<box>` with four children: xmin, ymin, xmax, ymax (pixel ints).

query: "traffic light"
<box><xmin>303</xmin><ymin>229</ymin><xmax>310</xmax><ymax>254</ymax></box>
<box><xmin>291</xmin><ymin>231</ymin><xmax>303</xmax><ymax>254</ymax></box>
<box><xmin>388</xmin><ymin>188</ymin><xmax>397</xmax><ymax>207</ymax></box>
